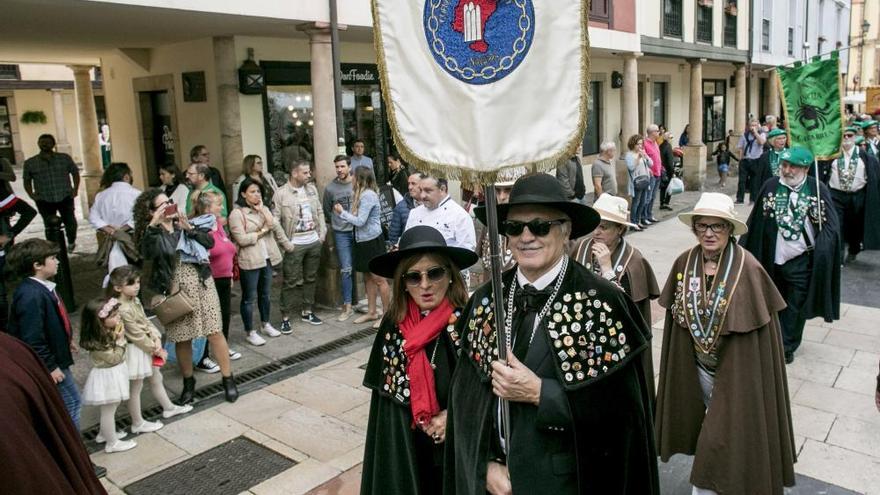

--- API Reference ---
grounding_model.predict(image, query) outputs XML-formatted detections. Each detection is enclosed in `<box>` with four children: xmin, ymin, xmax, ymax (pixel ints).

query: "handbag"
<box><xmin>149</xmin><ymin>280</ymin><xmax>194</xmax><ymax>326</ymax></box>
<box><xmin>629</xmin><ymin>157</ymin><xmax>651</xmax><ymax>192</ymax></box>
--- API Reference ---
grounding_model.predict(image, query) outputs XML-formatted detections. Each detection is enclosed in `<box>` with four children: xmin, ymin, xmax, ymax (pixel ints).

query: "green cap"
<box><xmin>779</xmin><ymin>146</ymin><xmax>815</xmax><ymax>167</ymax></box>
<box><xmin>859</xmin><ymin>120</ymin><xmax>878</xmax><ymax>130</ymax></box>
<box><xmin>856</xmin><ymin>136</ymin><xmax>866</xmax><ymax>145</ymax></box>
<box><xmin>767</xmin><ymin>128</ymin><xmax>787</xmax><ymax>139</ymax></box>
<box><xmin>845</xmin><ymin>126</ymin><xmax>860</xmax><ymax>134</ymax></box>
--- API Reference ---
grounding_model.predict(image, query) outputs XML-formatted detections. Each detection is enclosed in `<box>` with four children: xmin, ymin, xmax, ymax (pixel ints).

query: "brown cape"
<box><xmin>572</xmin><ymin>238</ymin><xmax>660</xmax><ymax>401</ymax></box>
<box><xmin>655</xmin><ymin>244</ymin><xmax>796</xmax><ymax>495</ymax></box>
<box><xmin>0</xmin><ymin>333</ymin><xmax>106</xmax><ymax>494</ymax></box>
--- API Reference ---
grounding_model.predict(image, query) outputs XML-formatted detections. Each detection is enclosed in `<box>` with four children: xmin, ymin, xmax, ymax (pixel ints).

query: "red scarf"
<box><xmin>400</xmin><ymin>297</ymin><xmax>453</xmax><ymax>427</ymax></box>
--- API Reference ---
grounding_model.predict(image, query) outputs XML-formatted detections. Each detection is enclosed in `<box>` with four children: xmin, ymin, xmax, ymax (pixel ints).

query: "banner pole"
<box><xmin>815</xmin><ymin>158</ymin><xmax>823</xmax><ymax>232</ymax></box>
<box><xmin>484</xmin><ymin>186</ymin><xmax>512</xmax><ymax>454</ymax></box>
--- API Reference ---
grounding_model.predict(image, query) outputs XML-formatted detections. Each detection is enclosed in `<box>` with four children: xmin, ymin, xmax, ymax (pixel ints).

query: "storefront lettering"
<box><xmin>341</xmin><ymin>68</ymin><xmax>377</xmax><ymax>83</ymax></box>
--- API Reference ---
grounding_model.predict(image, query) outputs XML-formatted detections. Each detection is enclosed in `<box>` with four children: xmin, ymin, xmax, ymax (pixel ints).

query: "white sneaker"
<box><xmin>262</xmin><ymin>322</ymin><xmax>281</xmax><ymax>337</ymax></box>
<box><xmin>246</xmin><ymin>331</ymin><xmax>267</xmax><ymax>346</ymax></box>
<box><xmin>162</xmin><ymin>404</ymin><xmax>193</xmax><ymax>419</ymax></box>
<box><xmin>105</xmin><ymin>439</ymin><xmax>137</xmax><ymax>454</ymax></box>
<box><xmin>228</xmin><ymin>348</ymin><xmax>242</xmax><ymax>360</ymax></box>
<box><xmin>130</xmin><ymin>420</ymin><xmax>164</xmax><ymax>434</ymax></box>
<box><xmin>95</xmin><ymin>430</ymin><xmax>127</xmax><ymax>444</ymax></box>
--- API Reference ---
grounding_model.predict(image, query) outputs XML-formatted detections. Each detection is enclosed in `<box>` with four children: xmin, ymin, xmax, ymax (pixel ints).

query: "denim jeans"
<box><xmin>334</xmin><ymin>230</ymin><xmax>354</xmax><ymax>304</ymax></box>
<box><xmin>644</xmin><ymin>175</ymin><xmax>661</xmax><ymax>219</ymax></box>
<box><xmin>630</xmin><ymin>186</ymin><xmax>649</xmax><ymax>224</ymax></box>
<box><xmin>240</xmin><ymin>263</ymin><xmax>273</xmax><ymax>332</ymax></box>
<box><xmin>57</xmin><ymin>367</ymin><xmax>82</xmax><ymax>429</ymax></box>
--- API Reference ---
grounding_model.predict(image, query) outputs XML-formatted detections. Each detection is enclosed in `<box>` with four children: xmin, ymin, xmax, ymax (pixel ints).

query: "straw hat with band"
<box><xmin>474</xmin><ymin>173</ymin><xmax>600</xmax><ymax>238</ymax></box>
<box><xmin>678</xmin><ymin>192</ymin><xmax>748</xmax><ymax>235</ymax></box>
<box><xmin>368</xmin><ymin>225</ymin><xmax>479</xmax><ymax>279</ymax></box>
<box><xmin>591</xmin><ymin>193</ymin><xmax>637</xmax><ymax>228</ymax></box>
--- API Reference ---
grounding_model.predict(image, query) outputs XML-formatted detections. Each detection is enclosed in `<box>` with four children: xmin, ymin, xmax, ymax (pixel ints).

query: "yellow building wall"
<box><xmin>13</xmin><ymin>89</ymin><xmax>83</xmax><ymax>163</ymax></box>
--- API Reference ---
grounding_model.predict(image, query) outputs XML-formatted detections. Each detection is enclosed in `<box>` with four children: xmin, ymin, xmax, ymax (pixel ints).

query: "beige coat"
<box><xmin>229</xmin><ymin>205</ymin><xmax>293</xmax><ymax>270</ymax></box>
<box><xmin>272</xmin><ymin>181</ymin><xmax>327</xmax><ymax>242</ymax></box>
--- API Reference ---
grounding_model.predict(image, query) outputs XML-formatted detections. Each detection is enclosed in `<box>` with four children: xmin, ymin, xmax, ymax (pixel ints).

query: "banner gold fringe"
<box><xmin>370</xmin><ymin>0</ymin><xmax>591</xmax><ymax>185</ymax></box>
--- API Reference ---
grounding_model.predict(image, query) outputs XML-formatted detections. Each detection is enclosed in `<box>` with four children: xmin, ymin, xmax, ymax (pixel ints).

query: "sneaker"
<box><xmin>228</xmin><ymin>348</ymin><xmax>242</xmax><ymax>360</ymax></box>
<box><xmin>649</xmin><ymin>218</ymin><xmax>660</xmax><ymax>223</ymax></box>
<box><xmin>95</xmin><ymin>430</ymin><xmax>128</xmax><ymax>444</ymax></box>
<box><xmin>162</xmin><ymin>404</ymin><xmax>193</xmax><ymax>419</ymax></box>
<box><xmin>262</xmin><ymin>322</ymin><xmax>282</xmax><ymax>337</ymax></box>
<box><xmin>301</xmin><ymin>312</ymin><xmax>323</xmax><ymax>325</ymax></box>
<box><xmin>355</xmin><ymin>303</ymin><xmax>370</xmax><ymax>314</ymax></box>
<box><xmin>195</xmin><ymin>357</ymin><xmax>220</xmax><ymax>374</ymax></box>
<box><xmin>279</xmin><ymin>319</ymin><xmax>292</xmax><ymax>335</ymax></box>
<box><xmin>246</xmin><ymin>331</ymin><xmax>267</xmax><ymax>346</ymax></box>
<box><xmin>337</xmin><ymin>307</ymin><xmax>354</xmax><ymax>322</ymax></box>
<box><xmin>105</xmin><ymin>439</ymin><xmax>137</xmax><ymax>454</ymax></box>
<box><xmin>130</xmin><ymin>420</ymin><xmax>164</xmax><ymax>434</ymax></box>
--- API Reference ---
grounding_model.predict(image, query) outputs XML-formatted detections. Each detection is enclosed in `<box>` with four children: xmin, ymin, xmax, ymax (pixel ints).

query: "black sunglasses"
<box><xmin>402</xmin><ymin>266</ymin><xmax>448</xmax><ymax>286</ymax></box>
<box><xmin>502</xmin><ymin>218</ymin><xmax>568</xmax><ymax>237</ymax></box>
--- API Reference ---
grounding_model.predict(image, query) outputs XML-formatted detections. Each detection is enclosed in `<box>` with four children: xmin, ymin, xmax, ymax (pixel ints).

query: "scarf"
<box><xmin>769</xmin><ymin>148</ymin><xmax>786</xmax><ymax>176</ymax></box>
<box><xmin>400</xmin><ymin>297</ymin><xmax>453</xmax><ymax>427</ymax></box>
<box><xmin>771</xmin><ymin>179</ymin><xmax>814</xmax><ymax>241</ymax></box>
<box><xmin>836</xmin><ymin>146</ymin><xmax>860</xmax><ymax>191</ymax></box>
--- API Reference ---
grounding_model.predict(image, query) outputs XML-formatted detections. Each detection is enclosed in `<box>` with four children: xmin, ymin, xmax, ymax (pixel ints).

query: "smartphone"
<box><xmin>165</xmin><ymin>203</ymin><xmax>178</xmax><ymax>216</ymax></box>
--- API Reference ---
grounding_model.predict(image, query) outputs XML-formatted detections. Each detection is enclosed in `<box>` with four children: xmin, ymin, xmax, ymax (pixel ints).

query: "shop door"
<box><xmin>137</xmin><ymin>90</ymin><xmax>176</xmax><ymax>186</ymax></box>
<box><xmin>0</xmin><ymin>98</ymin><xmax>14</xmax><ymax>164</ymax></box>
<box><xmin>702</xmin><ymin>80</ymin><xmax>727</xmax><ymax>144</ymax></box>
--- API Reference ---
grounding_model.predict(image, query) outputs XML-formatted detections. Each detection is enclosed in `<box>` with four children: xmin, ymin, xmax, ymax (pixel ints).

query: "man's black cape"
<box><xmin>443</xmin><ymin>262</ymin><xmax>659</xmax><ymax>494</ymax></box>
<box><xmin>816</xmin><ymin>149</ymin><xmax>880</xmax><ymax>250</ymax></box>
<box><xmin>753</xmin><ymin>148</ymin><xmax>782</xmax><ymax>197</ymax></box>
<box><xmin>739</xmin><ymin>177</ymin><xmax>841</xmax><ymax>322</ymax></box>
<box><xmin>360</xmin><ymin>315</ymin><xmax>460</xmax><ymax>495</ymax></box>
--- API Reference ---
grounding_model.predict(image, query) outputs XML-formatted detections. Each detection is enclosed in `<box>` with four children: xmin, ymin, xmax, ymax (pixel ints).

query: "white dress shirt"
<box><xmin>404</xmin><ymin>195</ymin><xmax>476</xmax><ymax>251</ymax></box>
<box><xmin>829</xmin><ymin>148</ymin><xmax>867</xmax><ymax>192</ymax></box>
<box><xmin>774</xmin><ymin>180</ymin><xmax>815</xmax><ymax>265</ymax></box>
<box><xmin>88</xmin><ymin>181</ymin><xmax>142</xmax><ymax>230</ymax></box>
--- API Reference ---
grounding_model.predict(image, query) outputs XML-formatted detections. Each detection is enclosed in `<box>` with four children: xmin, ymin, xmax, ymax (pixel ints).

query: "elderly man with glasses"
<box><xmin>444</xmin><ymin>174</ymin><xmax>659</xmax><ymax>495</ymax></box>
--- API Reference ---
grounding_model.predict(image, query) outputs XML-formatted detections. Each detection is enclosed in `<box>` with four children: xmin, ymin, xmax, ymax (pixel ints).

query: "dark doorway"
<box><xmin>137</xmin><ymin>91</ymin><xmax>175</xmax><ymax>187</ymax></box>
<box><xmin>0</xmin><ymin>98</ymin><xmax>14</xmax><ymax>164</ymax></box>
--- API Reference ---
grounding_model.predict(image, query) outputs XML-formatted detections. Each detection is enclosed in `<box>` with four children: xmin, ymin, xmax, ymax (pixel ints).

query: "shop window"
<box><xmin>590</xmin><ymin>0</ymin><xmax>610</xmax><ymax>23</ymax></box>
<box><xmin>0</xmin><ymin>97</ymin><xmax>14</xmax><ymax>164</ymax></box>
<box><xmin>702</xmin><ymin>80</ymin><xmax>727</xmax><ymax>144</ymax></box>
<box><xmin>696</xmin><ymin>5</ymin><xmax>713</xmax><ymax>43</ymax></box>
<box><xmin>0</xmin><ymin>64</ymin><xmax>19</xmax><ymax>80</ymax></box>
<box><xmin>664</xmin><ymin>0</ymin><xmax>683</xmax><ymax>38</ymax></box>
<box><xmin>582</xmin><ymin>81</ymin><xmax>601</xmax><ymax>156</ymax></box>
<box><xmin>652</xmin><ymin>82</ymin><xmax>667</xmax><ymax>128</ymax></box>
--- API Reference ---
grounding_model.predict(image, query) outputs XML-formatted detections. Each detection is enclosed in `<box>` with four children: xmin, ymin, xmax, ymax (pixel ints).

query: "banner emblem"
<box><xmin>423</xmin><ymin>0</ymin><xmax>535</xmax><ymax>85</ymax></box>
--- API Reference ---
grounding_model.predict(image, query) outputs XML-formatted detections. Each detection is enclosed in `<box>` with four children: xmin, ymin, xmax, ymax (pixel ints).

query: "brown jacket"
<box><xmin>655</xmin><ymin>244</ymin><xmax>796</xmax><ymax>495</ymax></box>
<box><xmin>228</xmin><ymin>205</ymin><xmax>293</xmax><ymax>270</ymax></box>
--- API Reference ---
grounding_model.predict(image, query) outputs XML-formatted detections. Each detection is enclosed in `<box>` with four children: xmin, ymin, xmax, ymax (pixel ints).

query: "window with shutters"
<box><xmin>696</xmin><ymin>4</ymin><xmax>713</xmax><ymax>43</ymax></box>
<box><xmin>589</xmin><ymin>0</ymin><xmax>610</xmax><ymax>23</ymax></box>
<box><xmin>664</xmin><ymin>0</ymin><xmax>683</xmax><ymax>38</ymax></box>
<box><xmin>0</xmin><ymin>65</ymin><xmax>20</xmax><ymax>80</ymax></box>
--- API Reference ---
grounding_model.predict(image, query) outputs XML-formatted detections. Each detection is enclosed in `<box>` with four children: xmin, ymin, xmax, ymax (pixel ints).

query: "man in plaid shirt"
<box><xmin>23</xmin><ymin>134</ymin><xmax>80</xmax><ymax>252</ymax></box>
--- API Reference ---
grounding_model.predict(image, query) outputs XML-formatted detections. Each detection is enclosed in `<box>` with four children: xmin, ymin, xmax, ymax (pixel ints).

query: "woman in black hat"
<box><xmin>360</xmin><ymin>225</ymin><xmax>477</xmax><ymax>495</ymax></box>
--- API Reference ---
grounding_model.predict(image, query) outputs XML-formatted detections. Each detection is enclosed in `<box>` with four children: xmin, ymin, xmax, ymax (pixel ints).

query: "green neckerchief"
<box><xmin>769</xmin><ymin>147</ymin><xmax>786</xmax><ymax>176</ymax></box>
<box><xmin>836</xmin><ymin>146</ymin><xmax>860</xmax><ymax>191</ymax></box>
<box><xmin>772</xmin><ymin>179</ymin><xmax>814</xmax><ymax>241</ymax></box>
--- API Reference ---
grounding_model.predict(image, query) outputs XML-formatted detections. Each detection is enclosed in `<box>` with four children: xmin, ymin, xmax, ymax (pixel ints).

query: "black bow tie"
<box><xmin>514</xmin><ymin>284</ymin><xmax>553</xmax><ymax>313</ymax></box>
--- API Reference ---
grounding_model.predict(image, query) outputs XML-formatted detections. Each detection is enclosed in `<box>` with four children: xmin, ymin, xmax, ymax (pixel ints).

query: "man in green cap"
<box><xmin>741</xmin><ymin>146</ymin><xmax>841</xmax><ymax>364</ymax></box>
<box><xmin>824</xmin><ymin>126</ymin><xmax>880</xmax><ymax>264</ymax></box>
<box><xmin>753</xmin><ymin>128</ymin><xmax>788</xmax><ymax>196</ymax></box>
<box><xmin>861</xmin><ymin>120</ymin><xmax>879</xmax><ymax>157</ymax></box>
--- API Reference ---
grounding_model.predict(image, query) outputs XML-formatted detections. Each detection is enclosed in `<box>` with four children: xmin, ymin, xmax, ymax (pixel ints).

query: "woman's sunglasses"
<box><xmin>501</xmin><ymin>218</ymin><xmax>567</xmax><ymax>237</ymax></box>
<box><xmin>402</xmin><ymin>266</ymin><xmax>448</xmax><ymax>286</ymax></box>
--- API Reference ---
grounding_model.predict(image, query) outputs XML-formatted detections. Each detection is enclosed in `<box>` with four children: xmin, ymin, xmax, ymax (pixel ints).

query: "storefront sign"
<box><xmin>340</xmin><ymin>65</ymin><xmax>379</xmax><ymax>84</ymax></box>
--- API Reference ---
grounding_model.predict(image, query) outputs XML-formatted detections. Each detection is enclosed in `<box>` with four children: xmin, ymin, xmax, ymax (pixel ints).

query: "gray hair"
<box><xmin>646</xmin><ymin>124</ymin><xmax>660</xmax><ymax>133</ymax></box>
<box><xmin>765</xmin><ymin>115</ymin><xmax>777</xmax><ymax>124</ymax></box>
<box><xmin>599</xmin><ymin>141</ymin><xmax>616</xmax><ymax>153</ymax></box>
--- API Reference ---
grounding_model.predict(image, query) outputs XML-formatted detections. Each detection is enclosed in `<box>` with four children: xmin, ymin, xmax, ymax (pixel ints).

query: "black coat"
<box><xmin>817</xmin><ymin>149</ymin><xmax>880</xmax><ymax>250</ymax></box>
<box><xmin>140</xmin><ymin>225</ymin><xmax>214</xmax><ymax>295</ymax></box>
<box><xmin>659</xmin><ymin>140</ymin><xmax>675</xmax><ymax>186</ymax></box>
<box><xmin>753</xmin><ymin>148</ymin><xmax>782</xmax><ymax>194</ymax></box>
<box><xmin>360</xmin><ymin>311</ymin><xmax>461</xmax><ymax>495</ymax></box>
<box><xmin>444</xmin><ymin>263</ymin><xmax>659</xmax><ymax>495</ymax></box>
<box><xmin>6</xmin><ymin>278</ymin><xmax>73</xmax><ymax>372</ymax></box>
<box><xmin>740</xmin><ymin>177</ymin><xmax>841</xmax><ymax>322</ymax></box>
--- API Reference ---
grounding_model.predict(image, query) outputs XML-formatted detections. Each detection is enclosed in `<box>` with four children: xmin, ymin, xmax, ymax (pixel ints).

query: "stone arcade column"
<box><xmin>618</xmin><ymin>52</ymin><xmax>641</xmax><ymax>197</ymax></box>
<box><xmin>213</xmin><ymin>36</ymin><xmax>244</xmax><ymax>194</ymax></box>
<box><xmin>767</xmin><ymin>73</ymin><xmax>781</xmax><ymax>119</ymax></box>
<box><xmin>733</xmin><ymin>63</ymin><xmax>747</xmax><ymax>144</ymax></box>
<box><xmin>683</xmin><ymin>59</ymin><xmax>707</xmax><ymax>190</ymax></box>
<box><xmin>68</xmin><ymin>65</ymin><xmax>102</xmax><ymax>210</ymax></box>
<box><xmin>50</xmin><ymin>89</ymin><xmax>72</xmax><ymax>156</ymax></box>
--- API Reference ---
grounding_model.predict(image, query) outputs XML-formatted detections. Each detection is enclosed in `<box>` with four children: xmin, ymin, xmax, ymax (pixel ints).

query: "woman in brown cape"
<box><xmin>571</xmin><ymin>193</ymin><xmax>660</xmax><ymax>400</ymax></box>
<box><xmin>655</xmin><ymin>193</ymin><xmax>796</xmax><ymax>495</ymax></box>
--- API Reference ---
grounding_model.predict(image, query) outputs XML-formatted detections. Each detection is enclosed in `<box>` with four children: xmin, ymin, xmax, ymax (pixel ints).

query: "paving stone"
<box><xmin>328</xmin><ymin>444</ymin><xmax>366</xmax><ymax>472</ymax></box>
<box><xmin>849</xmin><ymin>350</ymin><xmax>880</xmax><ymax>373</ymax></box>
<box><xmin>793</xmin><ymin>382</ymin><xmax>880</xmax><ymax>426</ymax></box>
<box><xmin>267</xmin><ymin>373</ymin><xmax>371</xmax><ymax>417</ymax></box>
<box><xmin>305</xmin><ymin>465</ymin><xmax>363</xmax><ymax>495</ymax></box>
<box><xmin>826</xmin><ymin>416</ymin><xmax>880</xmax><ymax>458</ymax></box>
<box><xmin>100</xmin><ymin>478</ymin><xmax>126</xmax><ymax>495</ymax></box>
<box><xmin>787</xmin><ymin>377</ymin><xmax>806</xmax><ymax>397</ymax></box>
<box><xmin>794</xmin><ymin>439</ymin><xmax>880</xmax><ymax>495</ymax></box>
<box><xmin>834</xmin><ymin>367</ymin><xmax>879</xmax><ymax>396</ymax></box>
<box><xmin>337</xmin><ymin>401</ymin><xmax>371</xmax><ymax>431</ymax></box>
<box><xmin>216</xmin><ymin>389</ymin><xmax>298</xmax><ymax>429</ymax></box>
<box><xmin>824</xmin><ymin>330</ymin><xmax>880</xmax><ymax>353</ymax></box>
<box><xmin>796</xmin><ymin>341</ymin><xmax>856</xmax><ymax>367</ymax></box>
<box><xmin>91</xmin><ymin>432</ymin><xmax>188</xmax><ymax>486</ymax></box>
<box><xmin>256</xmin><ymin>404</ymin><xmax>365</xmax><ymax>462</ymax></box>
<box><xmin>785</xmin><ymin>356</ymin><xmax>842</xmax><ymax>387</ymax></box>
<box><xmin>802</xmin><ymin>324</ymin><xmax>830</xmax><ymax>343</ymax></box>
<box><xmin>311</xmin><ymin>364</ymin><xmax>368</xmax><ymax>389</ymax></box>
<box><xmin>243</xmin><ymin>430</ymin><xmax>310</xmax><ymax>463</ymax></box>
<box><xmin>156</xmin><ymin>409</ymin><xmax>250</xmax><ymax>455</ymax></box>
<box><xmin>790</xmin><ymin>404</ymin><xmax>836</xmax><ymax>442</ymax></box>
<box><xmin>251</xmin><ymin>459</ymin><xmax>341</xmax><ymax>495</ymax></box>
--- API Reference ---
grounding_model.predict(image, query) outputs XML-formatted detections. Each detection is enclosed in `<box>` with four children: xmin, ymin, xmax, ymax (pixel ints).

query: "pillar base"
<box><xmin>615</xmin><ymin>158</ymin><xmax>631</xmax><ymax>200</ymax></box>
<box><xmin>80</xmin><ymin>170</ymin><xmax>101</xmax><ymax>218</ymax></box>
<box><xmin>682</xmin><ymin>145</ymin><xmax>707</xmax><ymax>191</ymax></box>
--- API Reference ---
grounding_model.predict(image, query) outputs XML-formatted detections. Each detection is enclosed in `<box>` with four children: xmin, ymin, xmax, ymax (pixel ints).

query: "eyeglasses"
<box><xmin>502</xmin><ymin>218</ymin><xmax>568</xmax><ymax>237</ymax></box>
<box><xmin>694</xmin><ymin>222</ymin><xmax>729</xmax><ymax>234</ymax></box>
<box><xmin>844</xmin><ymin>133</ymin><xmax>856</xmax><ymax>138</ymax></box>
<box><xmin>402</xmin><ymin>266</ymin><xmax>448</xmax><ymax>286</ymax></box>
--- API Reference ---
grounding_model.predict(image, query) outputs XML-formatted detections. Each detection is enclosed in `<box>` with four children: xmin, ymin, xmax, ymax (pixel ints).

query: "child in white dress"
<box><xmin>108</xmin><ymin>265</ymin><xmax>192</xmax><ymax>433</ymax></box>
<box><xmin>80</xmin><ymin>297</ymin><xmax>137</xmax><ymax>454</ymax></box>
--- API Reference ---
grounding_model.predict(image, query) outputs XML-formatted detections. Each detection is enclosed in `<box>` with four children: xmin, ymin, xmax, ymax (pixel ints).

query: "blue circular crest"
<box><xmin>423</xmin><ymin>0</ymin><xmax>535</xmax><ymax>85</ymax></box>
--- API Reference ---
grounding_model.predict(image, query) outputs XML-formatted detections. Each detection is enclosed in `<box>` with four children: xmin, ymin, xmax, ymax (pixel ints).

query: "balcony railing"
<box><xmin>664</xmin><ymin>0</ymin><xmax>683</xmax><ymax>38</ymax></box>
<box><xmin>723</xmin><ymin>13</ymin><xmax>737</xmax><ymax>47</ymax></box>
<box><xmin>696</xmin><ymin>6</ymin><xmax>713</xmax><ymax>43</ymax></box>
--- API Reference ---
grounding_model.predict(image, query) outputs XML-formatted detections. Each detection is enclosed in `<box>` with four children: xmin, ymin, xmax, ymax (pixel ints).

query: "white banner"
<box><xmin>372</xmin><ymin>0</ymin><xmax>589</xmax><ymax>181</ymax></box>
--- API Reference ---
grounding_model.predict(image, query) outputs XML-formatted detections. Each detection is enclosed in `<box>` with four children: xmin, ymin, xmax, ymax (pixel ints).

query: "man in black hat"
<box><xmin>444</xmin><ymin>173</ymin><xmax>659</xmax><ymax>495</ymax></box>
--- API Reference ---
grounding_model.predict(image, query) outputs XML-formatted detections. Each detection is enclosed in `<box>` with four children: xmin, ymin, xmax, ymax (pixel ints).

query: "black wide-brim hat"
<box><xmin>474</xmin><ymin>173</ymin><xmax>600</xmax><ymax>238</ymax></box>
<box><xmin>368</xmin><ymin>225</ymin><xmax>480</xmax><ymax>279</ymax></box>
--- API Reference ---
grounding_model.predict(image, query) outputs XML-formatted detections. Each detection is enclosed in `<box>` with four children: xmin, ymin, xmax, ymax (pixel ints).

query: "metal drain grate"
<box><xmin>82</xmin><ymin>327</ymin><xmax>377</xmax><ymax>443</ymax></box>
<box><xmin>124</xmin><ymin>436</ymin><xmax>295</xmax><ymax>495</ymax></box>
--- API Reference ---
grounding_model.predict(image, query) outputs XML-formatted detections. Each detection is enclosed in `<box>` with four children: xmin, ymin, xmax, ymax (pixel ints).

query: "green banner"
<box><xmin>777</xmin><ymin>56</ymin><xmax>845</xmax><ymax>161</ymax></box>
